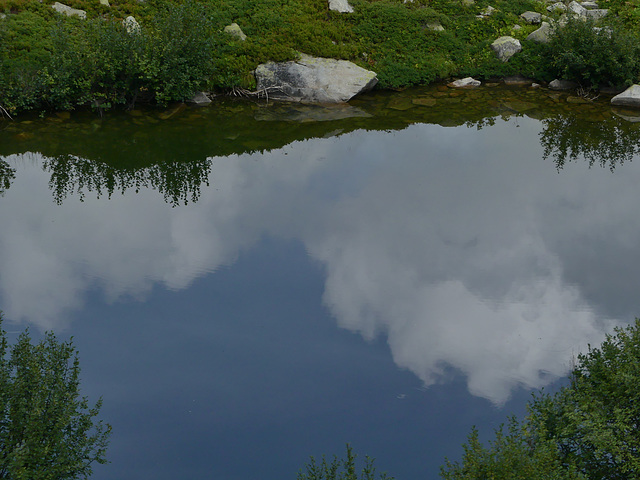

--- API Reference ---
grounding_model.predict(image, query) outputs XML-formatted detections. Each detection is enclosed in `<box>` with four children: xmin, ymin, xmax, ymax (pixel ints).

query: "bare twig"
<box><xmin>0</xmin><ymin>104</ymin><xmax>14</xmax><ymax>121</ymax></box>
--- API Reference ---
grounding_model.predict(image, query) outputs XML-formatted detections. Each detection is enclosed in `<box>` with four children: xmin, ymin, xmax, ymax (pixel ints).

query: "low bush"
<box><xmin>545</xmin><ymin>17</ymin><xmax>640</xmax><ymax>88</ymax></box>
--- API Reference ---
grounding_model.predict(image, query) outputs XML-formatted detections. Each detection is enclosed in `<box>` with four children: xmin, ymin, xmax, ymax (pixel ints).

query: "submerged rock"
<box><xmin>187</xmin><ymin>92</ymin><xmax>212</xmax><ymax>106</ymax></box>
<box><xmin>611</xmin><ymin>85</ymin><xmax>640</xmax><ymax>108</ymax></box>
<box><xmin>254</xmin><ymin>104</ymin><xmax>371</xmax><ymax>122</ymax></box>
<box><xmin>51</xmin><ymin>2</ymin><xmax>86</xmax><ymax>19</ymax></box>
<box><xmin>490</xmin><ymin>36</ymin><xmax>521</xmax><ymax>62</ymax></box>
<box><xmin>549</xmin><ymin>79</ymin><xmax>578</xmax><ymax>90</ymax></box>
<box><xmin>254</xmin><ymin>54</ymin><xmax>377</xmax><ymax>103</ymax></box>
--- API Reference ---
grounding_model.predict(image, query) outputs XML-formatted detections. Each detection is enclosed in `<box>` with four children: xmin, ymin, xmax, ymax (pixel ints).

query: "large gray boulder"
<box><xmin>611</xmin><ymin>85</ymin><xmax>640</xmax><ymax>108</ymax></box>
<box><xmin>490</xmin><ymin>36</ymin><xmax>521</xmax><ymax>62</ymax></box>
<box><xmin>526</xmin><ymin>21</ymin><xmax>553</xmax><ymax>43</ymax></box>
<box><xmin>51</xmin><ymin>2</ymin><xmax>86</xmax><ymax>19</ymax></box>
<box><xmin>329</xmin><ymin>0</ymin><xmax>354</xmax><ymax>13</ymax></box>
<box><xmin>254</xmin><ymin>54</ymin><xmax>377</xmax><ymax>103</ymax></box>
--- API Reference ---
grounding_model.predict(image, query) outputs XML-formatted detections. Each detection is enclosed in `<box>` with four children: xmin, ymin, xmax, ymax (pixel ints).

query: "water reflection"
<box><xmin>539</xmin><ymin>113</ymin><xmax>640</xmax><ymax>171</ymax></box>
<box><xmin>43</xmin><ymin>154</ymin><xmax>211</xmax><ymax>206</ymax></box>
<box><xmin>2</xmin><ymin>111</ymin><xmax>636</xmax><ymax>404</ymax></box>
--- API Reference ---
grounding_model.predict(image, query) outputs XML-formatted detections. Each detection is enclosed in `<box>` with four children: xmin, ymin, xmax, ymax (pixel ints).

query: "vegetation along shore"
<box><xmin>2</xmin><ymin>0</ymin><xmax>640</xmax><ymax>116</ymax></box>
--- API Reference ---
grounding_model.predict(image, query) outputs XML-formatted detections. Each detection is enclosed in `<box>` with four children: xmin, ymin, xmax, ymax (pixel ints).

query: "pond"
<box><xmin>1</xmin><ymin>84</ymin><xmax>640</xmax><ymax>480</ymax></box>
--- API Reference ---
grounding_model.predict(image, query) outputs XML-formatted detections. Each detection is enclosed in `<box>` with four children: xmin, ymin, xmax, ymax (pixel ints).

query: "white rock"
<box><xmin>449</xmin><ymin>77</ymin><xmax>481</xmax><ymax>88</ymax></box>
<box><xmin>611</xmin><ymin>85</ymin><xmax>640</xmax><ymax>108</ymax></box>
<box><xmin>329</xmin><ymin>0</ymin><xmax>354</xmax><ymax>13</ymax></box>
<box><xmin>224</xmin><ymin>23</ymin><xmax>247</xmax><ymax>41</ymax></box>
<box><xmin>490</xmin><ymin>36</ymin><xmax>521</xmax><ymax>62</ymax></box>
<box><xmin>568</xmin><ymin>1</ymin><xmax>588</xmax><ymax>16</ymax></box>
<box><xmin>586</xmin><ymin>8</ymin><xmax>608</xmax><ymax>19</ymax></box>
<box><xmin>427</xmin><ymin>21</ymin><xmax>445</xmax><ymax>31</ymax></box>
<box><xmin>254</xmin><ymin>54</ymin><xmax>377</xmax><ymax>103</ymax></box>
<box><xmin>520</xmin><ymin>11</ymin><xmax>542</xmax><ymax>23</ymax></box>
<box><xmin>580</xmin><ymin>1</ymin><xmax>599</xmax><ymax>8</ymax></box>
<box><xmin>100</xmin><ymin>0</ymin><xmax>110</xmax><ymax>6</ymax></box>
<box><xmin>51</xmin><ymin>2</ymin><xmax>86</xmax><ymax>19</ymax></box>
<box><xmin>547</xmin><ymin>2</ymin><xmax>567</xmax><ymax>12</ymax></box>
<box><xmin>526</xmin><ymin>21</ymin><xmax>553</xmax><ymax>43</ymax></box>
<box><xmin>123</xmin><ymin>16</ymin><xmax>140</xmax><ymax>34</ymax></box>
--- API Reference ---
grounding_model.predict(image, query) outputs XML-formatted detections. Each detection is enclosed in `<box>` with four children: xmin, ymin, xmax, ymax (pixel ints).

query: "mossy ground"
<box><xmin>0</xmin><ymin>0</ymin><xmax>638</xmax><ymax>115</ymax></box>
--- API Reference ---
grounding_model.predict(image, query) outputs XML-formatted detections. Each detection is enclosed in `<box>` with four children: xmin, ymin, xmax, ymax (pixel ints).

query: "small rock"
<box><xmin>580</xmin><ymin>1</ymin><xmax>598</xmax><ymax>8</ymax></box>
<box><xmin>504</xmin><ymin>74</ymin><xmax>533</xmax><ymax>86</ymax></box>
<box><xmin>490</xmin><ymin>36</ymin><xmax>521</xmax><ymax>62</ymax></box>
<box><xmin>448</xmin><ymin>77</ymin><xmax>481</xmax><ymax>88</ymax></box>
<box><xmin>100</xmin><ymin>0</ymin><xmax>110</xmax><ymax>6</ymax></box>
<box><xmin>480</xmin><ymin>5</ymin><xmax>496</xmax><ymax>15</ymax></box>
<box><xmin>51</xmin><ymin>2</ymin><xmax>86</xmax><ymax>19</ymax></box>
<box><xmin>611</xmin><ymin>85</ymin><xmax>640</xmax><ymax>108</ymax></box>
<box><xmin>520</xmin><ymin>11</ymin><xmax>542</xmax><ymax>24</ymax></box>
<box><xmin>412</xmin><ymin>97</ymin><xmax>437</xmax><ymax>106</ymax></box>
<box><xmin>187</xmin><ymin>92</ymin><xmax>212</xmax><ymax>106</ymax></box>
<box><xmin>123</xmin><ymin>16</ymin><xmax>140</xmax><ymax>34</ymax></box>
<box><xmin>586</xmin><ymin>8</ymin><xmax>608</xmax><ymax>19</ymax></box>
<box><xmin>329</xmin><ymin>0</ymin><xmax>354</xmax><ymax>13</ymax></box>
<box><xmin>526</xmin><ymin>21</ymin><xmax>553</xmax><ymax>43</ymax></box>
<box><xmin>547</xmin><ymin>2</ymin><xmax>567</xmax><ymax>12</ymax></box>
<box><xmin>512</xmin><ymin>24</ymin><xmax>522</xmax><ymax>30</ymax></box>
<box><xmin>0</xmin><ymin>13</ymin><xmax>6</xmax><ymax>19</ymax></box>
<box><xmin>426</xmin><ymin>22</ymin><xmax>445</xmax><ymax>31</ymax></box>
<box><xmin>224</xmin><ymin>23</ymin><xmax>247</xmax><ymax>40</ymax></box>
<box><xmin>566</xmin><ymin>95</ymin><xmax>589</xmax><ymax>103</ymax></box>
<box><xmin>461</xmin><ymin>0</ymin><xmax>475</xmax><ymax>6</ymax></box>
<box><xmin>568</xmin><ymin>1</ymin><xmax>588</xmax><ymax>16</ymax></box>
<box><xmin>549</xmin><ymin>79</ymin><xmax>578</xmax><ymax>90</ymax></box>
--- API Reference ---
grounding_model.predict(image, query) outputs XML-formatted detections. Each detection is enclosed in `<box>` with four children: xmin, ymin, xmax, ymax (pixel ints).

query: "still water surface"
<box><xmin>1</xmin><ymin>85</ymin><xmax>640</xmax><ymax>480</ymax></box>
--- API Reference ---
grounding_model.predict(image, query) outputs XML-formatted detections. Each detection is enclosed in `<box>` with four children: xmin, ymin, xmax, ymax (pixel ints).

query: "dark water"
<box><xmin>2</xmin><ymin>85</ymin><xmax>640</xmax><ymax>480</ymax></box>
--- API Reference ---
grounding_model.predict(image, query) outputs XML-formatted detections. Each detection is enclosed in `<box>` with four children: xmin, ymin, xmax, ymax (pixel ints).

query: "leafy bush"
<box><xmin>441</xmin><ymin>319</ymin><xmax>640</xmax><ymax>480</ymax></box>
<box><xmin>0</xmin><ymin>312</ymin><xmax>111</xmax><ymax>479</ymax></box>
<box><xmin>298</xmin><ymin>444</ymin><xmax>395</xmax><ymax>480</ymax></box>
<box><xmin>546</xmin><ymin>17</ymin><xmax>640</xmax><ymax>88</ymax></box>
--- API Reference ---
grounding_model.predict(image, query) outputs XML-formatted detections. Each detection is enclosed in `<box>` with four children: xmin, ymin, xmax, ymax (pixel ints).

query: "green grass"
<box><xmin>0</xmin><ymin>0</ymin><xmax>639</xmax><ymax>115</ymax></box>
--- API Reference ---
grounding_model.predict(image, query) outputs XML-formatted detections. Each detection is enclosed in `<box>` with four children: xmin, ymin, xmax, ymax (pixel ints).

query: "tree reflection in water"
<box><xmin>41</xmin><ymin>154</ymin><xmax>211</xmax><ymax>206</ymax></box>
<box><xmin>539</xmin><ymin>113</ymin><xmax>640</xmax><ymax>171</ymax></box>
<box><xmin>0</xmin><ymin>159</ymin><xmax>16</xmax><ymax>196</ymax></box>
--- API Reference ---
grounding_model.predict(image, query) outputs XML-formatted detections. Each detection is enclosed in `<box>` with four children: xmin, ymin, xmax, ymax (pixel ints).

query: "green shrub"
<box><xmin>546</xmin><ymin>17</ymin><xmax>640</xmax><ymax>88</ymax></box>
<box><xmin>298</xmin><ymin>444</ymin><xmax>395</xmax><ymax>480</ymax></box>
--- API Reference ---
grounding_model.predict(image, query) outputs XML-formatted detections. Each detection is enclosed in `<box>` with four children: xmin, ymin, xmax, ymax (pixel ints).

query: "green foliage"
<box><xmin>298</xmin><ymin>444</ymin><xmax>394</xmax><ymax>480</ymax></box>
<box><xmin>0</xmin><ymin>312</ymin><xmax>111</xmax><ymax>479</ymax></box>
<box><xmin>530</xmin><ymin>320</ymin><xmax>640</xmax><ymax>480</ymax></box>
<box><xmin>441</xmin><ymin>319</ymin><xmax>640</xmax><ymax>480</ymax></box>
<box><xmin>441</xmin><ymin>418</ymin><xmax>585</xmax><ymax>480</ymax></box>
<box><xmin>546</xmin><ymin>17</ymin><xmax>640</xmax><ymax>88</ymax></box>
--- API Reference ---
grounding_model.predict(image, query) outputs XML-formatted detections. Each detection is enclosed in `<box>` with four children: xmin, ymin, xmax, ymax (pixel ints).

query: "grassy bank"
<box><xmin>1</xmin><ymin>0</ymin><xmax>640</xmax><ymax>115</ymax></box>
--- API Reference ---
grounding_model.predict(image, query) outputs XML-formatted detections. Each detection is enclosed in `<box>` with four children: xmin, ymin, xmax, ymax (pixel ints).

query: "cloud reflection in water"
<box><xmin>0</xmin><ymin>117</ymin><xmax>629</xmax><ymax>403</ymax></box>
